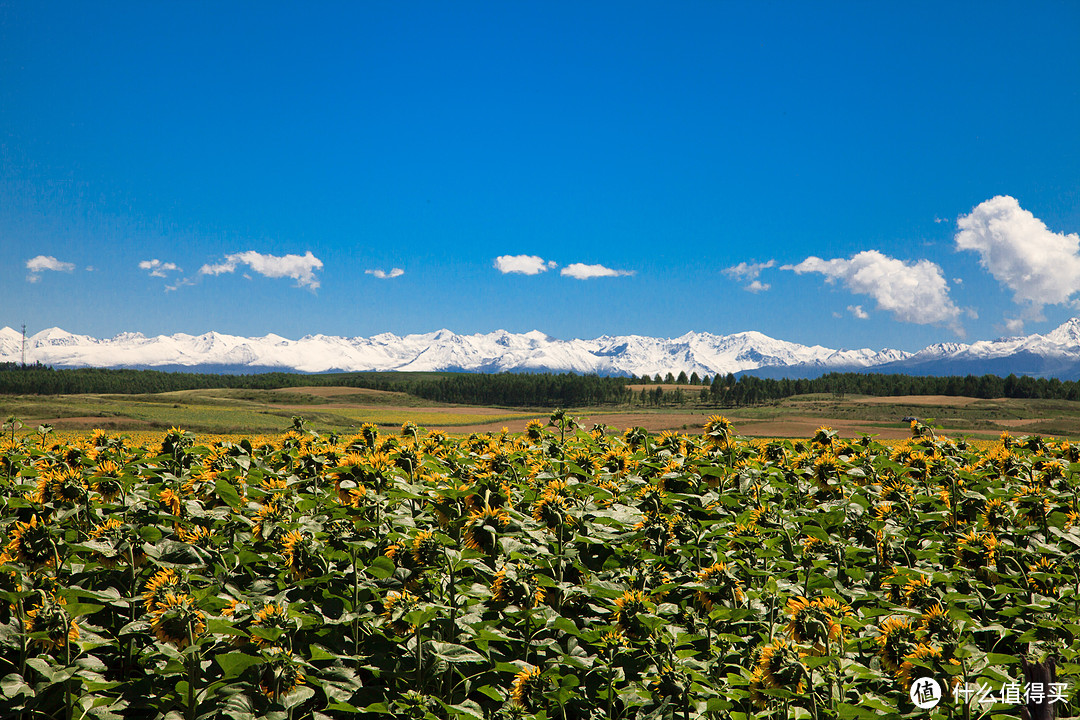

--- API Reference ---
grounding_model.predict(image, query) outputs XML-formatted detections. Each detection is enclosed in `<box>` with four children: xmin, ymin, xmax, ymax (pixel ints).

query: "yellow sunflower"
<box><xmin>150</xmin><ymin>592</ymin><xmax>205</xmax><ymax>649</ymax></box>
<box><xmin>510</xmin><ymin>665</ymin><xmax>547</xmax><ymax>711</ymax></box>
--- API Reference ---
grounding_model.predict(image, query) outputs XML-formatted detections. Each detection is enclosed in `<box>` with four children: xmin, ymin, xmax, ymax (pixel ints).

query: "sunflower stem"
<box><xmin>351</xmin><ymin>547</ymin><xmax>360</xmax><ymax>663</ymax></box>
<box><xmin>64</xmin><ymin>631</ymin><xmax>72</xmax><ymax>720</ymax></box>
<box><xmin>415</xmin><ymin>624</ymin><xmax>423</xmax><ymax>694</ymax></box>
<box><xmin>186</xmin><ymin>624</ymin><xmax>197</xmax><ymax>720</ymax></box>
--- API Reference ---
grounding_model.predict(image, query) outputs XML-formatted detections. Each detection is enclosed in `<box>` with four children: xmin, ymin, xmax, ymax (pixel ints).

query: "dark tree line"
<box><xmin>406</xmin><ymin>372</ymin><xmax>634</xmax><ymax>407</ymax></box>
<box><xmin>4</xmin><ymin>362</ymin><xmax>1080</xmax><ymax>408</ymax></box>
<box><xmin>0</xmin><ymin>363</ymin><xmax>402</xmax><ymax>395</ymax></box>
<box><xmin>702</xmin><ymin>372</ymin><xmax>1080</xmax><ymax>405</ymax></box>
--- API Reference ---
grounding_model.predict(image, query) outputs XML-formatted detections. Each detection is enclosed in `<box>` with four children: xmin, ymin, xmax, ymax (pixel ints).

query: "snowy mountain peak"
<box><xmin>6</xmin><ymin>319</ymin><xmax>1080</xmax><ymax>379</ymax></box>
<box><xmin>1043</xmin><ymin>317</ymin><xmax>1080</xmax><ymax>347</ymax></box>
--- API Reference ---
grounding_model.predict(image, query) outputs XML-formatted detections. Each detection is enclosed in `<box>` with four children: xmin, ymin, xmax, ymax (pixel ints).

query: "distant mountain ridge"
<box><xmin>5</xmin><ymin>319</ymin><xmax>1080</xmax><ymax>379</ymax></box>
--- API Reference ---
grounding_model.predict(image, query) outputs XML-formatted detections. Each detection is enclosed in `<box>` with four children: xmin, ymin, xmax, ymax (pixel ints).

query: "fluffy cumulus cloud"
<box><xmin>848</xmin><ymin>305</ymin><xmax>869</xmax><ymax>319</ymax></box>
<box><xmin>199</xmin><ymin>250</ymin><xmax>323</xmax><ymax>289</ymax></box>
<box><xmin>783</xmin><ymin>250</ymin><xmax>963</xmax><ymax>331</ymax></box>
<box><xmin>560</xmin><ymin>263</ymin><xmax>635</xmax><ymax>280</ymax></box>
<box><xmin>955</xmin><ymin>195</ymin><xmax>1080</xmax><ymax>313</ymax></box>
<box><xmin>139</xmin><ymin>259</ymin><xmax>181</xmax><ymax>278</ymax></box>
<box><xmin>365</xmin><ymin>268</ymin><xmax>404</xmax><ymax>279</ymax></box>
<box><xmin>493</xmin><ymin>255</ymin><xmax>557</xmax><ymax>275</ymax></box>
<box><xmin>26</xmin><ymin>255</ymin><xmax>75</xmax><ymax>282</ymax></box>
<box><xmin>723</xmin><ymin>260</ymin><xmax>775</xmax><ymax>292</ymax></box>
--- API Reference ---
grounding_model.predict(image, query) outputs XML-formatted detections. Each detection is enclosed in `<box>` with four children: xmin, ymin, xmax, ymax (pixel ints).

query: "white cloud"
<box><xmin>723</xmin><ymin>260</ymin><xmax>776</xmax><ymax>292</ymax></box>
<box><xmin>955</xmin><ymin>195</ymin><xmax>1080</xmax><ymax>313</ymax></box>
<box><xmin>723</xmin><ymin>260</ymin><xmax>775</xmax><ymax>281</ymax></box>
<box><xmin>783</xmin><ymin>250</ymin><xmax>963</xmax><ymax>331</ymax></box>
<box><xmin>199</xmin><ymin>250</ymin><xmax>323</xmax><ymax>289</ymax></box>
<box><xmin>26</xmin><ymin>255</ymin><xmax>75</xmax><ymax>282</ymax></box>
<box><xmin>493</xmin><ymin>255</ymin><xmax>557</xmax><ymax>275</ymax></box>
<box><xmin>848</xmin><ymin>304</ymin><xmax>869</xmax><ymax>319</ymax></box>
<box><xmin>366</xmin><ymin>268</ymin><xmax>405</xmax><ymax>279</ymax></box>
<box><xmin>560</xmin><ymin>263</ymin><xmax>635</xmax><ymax>280</ymax></box>
<box><xmin>139</xmin><ymin>259</ymin><xmax>181</xmax><ymax>278</ymax></box>
<box><xmin>1003</xmin><ymin>317</ymin><xmax>1026</xmax><ymax>334</ymax></box>
<box><xmin>164</xmin><ymin>277</ymin><xmax>196</xmax><ymax>293</ymax></box>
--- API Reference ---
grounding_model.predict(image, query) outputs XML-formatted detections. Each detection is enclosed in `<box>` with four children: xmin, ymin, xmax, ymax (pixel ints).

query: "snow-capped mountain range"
<box><xmin>5</xmin><ymin>319</ymin><xmax>1080</xmax><ymax>379</ymax></box>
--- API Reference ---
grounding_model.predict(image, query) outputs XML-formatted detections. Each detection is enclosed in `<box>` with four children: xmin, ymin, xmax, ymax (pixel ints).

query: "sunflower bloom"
<box><xmin>259</xmin><ymin>648</ymin><xmax>306</xmax><ymax>699</ymax></box>
<box><xmin>510</xmin><ymin>665</ymin><xmax>547</xmax><ymax>710</ymax></box>
<box><xmin>281</xmin><ymin>530</ymin><xmax>323</xmax><ymax>580</ymax></box>
<box><xmin>696</xmin><ymin>562</ymin><xmax>745</xmax><ymax>610</ymax></box>
<box><xmin>150</xmin><ymin>592</ymin><xmax>205</xmax><ymax>649</ymax></box>
<box><xmin>876</xmin><ymin>617</ymin><xmax>918</xmax><ymax>674</ymax></box>
<box><xmin>463</xmin><ymin>505</ymin><xmax>509</xmax><ymax>554</ymax></box>
<box><xmin>785</xmin><ymin>596</ymin><xmax>850</xmax><ymax>653</ymax></box>
<box><xmin>144</xmin><ymin>569</ymin><xmax>183</xmax><ymax>612</ymax></box>
<box><xmin>251</xmin><ymin>602</ymin><xmax>290</xmax><ymax>647</ymax></box>
<box><xmin>612</xmin><ymin>590</ymin><xmax>653</xmax><ymax>640</ymax></box>
<box><xmin>26</xmin><ymin>594</ymin><xmax>79</xmax><ymax>650</ymax></box>
<box><xmin>6</xmin><ymin>515</ymin><xmax>56</xmax><ymax>568</ymax></box>
<box><xmin>751</xmin><ymin>638</ymin><xmax>805</xmax><ymax>705</ymax></box>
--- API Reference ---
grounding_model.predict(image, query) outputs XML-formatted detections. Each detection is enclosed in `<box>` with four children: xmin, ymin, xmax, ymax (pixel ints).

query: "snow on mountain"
<box><xmin>2</xmin><ymin>324</ymin><xmax>915</xmax><ymax>377</ymax></box>
<box><xmin>6</xmin><ymin>318</ymin><xmax>1080</xmax><ymax>378</ymax></box>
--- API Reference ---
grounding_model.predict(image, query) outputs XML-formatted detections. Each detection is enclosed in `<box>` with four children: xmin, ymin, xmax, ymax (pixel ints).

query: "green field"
<box><xmin>5</xmin><ymin>387</ymin><xmax>1080</xmax><ymax>440</ymax></box>
<box><xmin>0</xmin><ymin>387</ymin><xmax>543</xmax><ymax>435</ymax></box>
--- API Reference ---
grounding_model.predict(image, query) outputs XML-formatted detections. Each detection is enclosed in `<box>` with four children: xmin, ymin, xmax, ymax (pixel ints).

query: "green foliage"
<box><xmin>0</xmin><ymin>421</ymin><xmax>1078</xmax><ymax>719</ymax></box>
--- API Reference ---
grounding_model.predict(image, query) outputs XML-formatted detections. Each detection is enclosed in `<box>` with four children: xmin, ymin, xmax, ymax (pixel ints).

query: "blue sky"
<box><xmin>3</xmin><ymin>2</ymin><xmax>1079</xmax><ymax>352</ymax></box>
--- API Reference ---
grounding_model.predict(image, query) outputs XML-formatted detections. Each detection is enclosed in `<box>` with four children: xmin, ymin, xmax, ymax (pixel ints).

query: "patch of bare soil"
<box><xmin>995</xmin><ymin>418</ymin><xmax>1040</xmax><ymax>427</ymax></box>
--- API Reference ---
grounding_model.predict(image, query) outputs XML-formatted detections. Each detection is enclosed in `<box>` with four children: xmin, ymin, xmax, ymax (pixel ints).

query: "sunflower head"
<box><xmin>532</xmin><ymin>493</ymin><xmax>573</xmax><ymax>530</ymax></box>
<box><xmin>48</xmin><ymin>465</ymin><xmax>87</xmax><ymax>505</ymax></box>
<box><xmin>258</xmin><ymin>648</ymin><xmax>306</xmax><ymax>700</ymax></box>
<box><xmin>903</xmin><ymin>575</ymin><xmax>938</xmax><ymax>611</ymax></box>
<box><xmin>1014</xmin><ymin>484</ymin><xmax>1050</xmax><ymax>526</ymax></box>
<box><xmin>980</xmin><ymin>497</ymin><xmax>1011</xmax><ymax>531</ymax></box>
<box><xmin>696</xmin><ymin>562</ymin><xmax>745</xmax><ymax>610</ymax></box>
<box><xmin>754</xmin><ymin>638</ymin><xmax>806</xmax><ymax>697</ymax></box>
<box><xmin>383</xmin><ymin>591</ymin><xmax>422</xmax><ymax>635</ymax></box>
<box><xmin>525</xmin><ymin>419</ymin><xmax>546</xmax><ymax>442</ymax></box>
<box><xmin>919</xmin><ymin>603</ymin><xmax>956</xmax><ymax>641</ymax></box>
<box><xmin>876</xmin><ymin>616</ymin><xmax>918</xmax><ymax>673</ymax></box>
<box><xmin>26</xmin><ymin>593</ymin><xmax>79</xmax><ymax>650</ymax></box>
<box><xmin>252</xmin><ymin>602</ymin><xmax>291</xmax><ymax>647</ymax></box>
<box><xmin>159</xmin><ymin>487</ymin><xmax>183</xmax><ymax>516</ymax></box>
<box><xmin>281</xmin><ymin>530</ymin><xmax>324</xmax><ymax>580</ymax></box>
<box><xmin>1028</xmin><ymin>556</ymin><xmax>1061</xmax><ymax>595</ymax></box>
<box><xmin>510</xmin><ymin>665</ymin><xmax>548</xmax><ymax>711</ymax></box>
<box><xmin>612</xmin><ymin>590</ymin><xmax>654</xmax><ymax>640</ymax></box>
<box><xmin>703</xmin><ymin>415</ymin><xmax>733</xmax><ymax>447</ymax></box>
<box><xmin>897</xmin><ymin>643</ymin><xmax>961</xmax><ymax>690</ymax></box>
<box><xmin>6</xmin><ymin>515</ymin><xmax>56</xmax><ymax>568</ymax></box>
<box><xmin>650</xmin><ymin>665</ymin><xmax>687</xmax><ymax>700</ymax></box>
<box><xmin>143</xmin><ymin>568</ymin><xmax>183</xmax><ymax>612</ymax></box>
<box><xmin>786</xmin><ymin>596</ymin><xmax>849</xmax><ymax>652</ymax></box>
<box><xmin>955</xmin><ymin>530</ymin><xmax>998</xmax><ymax>573</ymax></box>
<box><xmin>463</xmin><ymin>505</ymin><xmax>509</xmax><ymax>554</ymax></box>
<box><xmin>400</xmin><ymin>531</ymin><xmax>436</xmax><ymax>568</ymax></box>
<box><xmin>491</xmin><ymin>564</ymin><xmax>545</xmax><ymax>609</ymax></box>
<box><xmin>176</xmin><ymin>524</ymin><xmax>212</xmax><ymax>548</ymax></box>
<box><xmin>150</xmin><ymin>592</ymin><xmax>205</xmax><ymax>649</ymax></box>
<box><xmin>252</xmin><ymin>500</ymin><xmax>289</xmax><ymax>543</ymax></box>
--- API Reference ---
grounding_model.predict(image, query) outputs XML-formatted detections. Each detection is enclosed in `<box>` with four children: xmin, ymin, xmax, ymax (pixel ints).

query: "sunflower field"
<box><xmin>1</xmin><ymin>414</ymin><xmax>1079</xmax><ymax>719</ymax></box>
